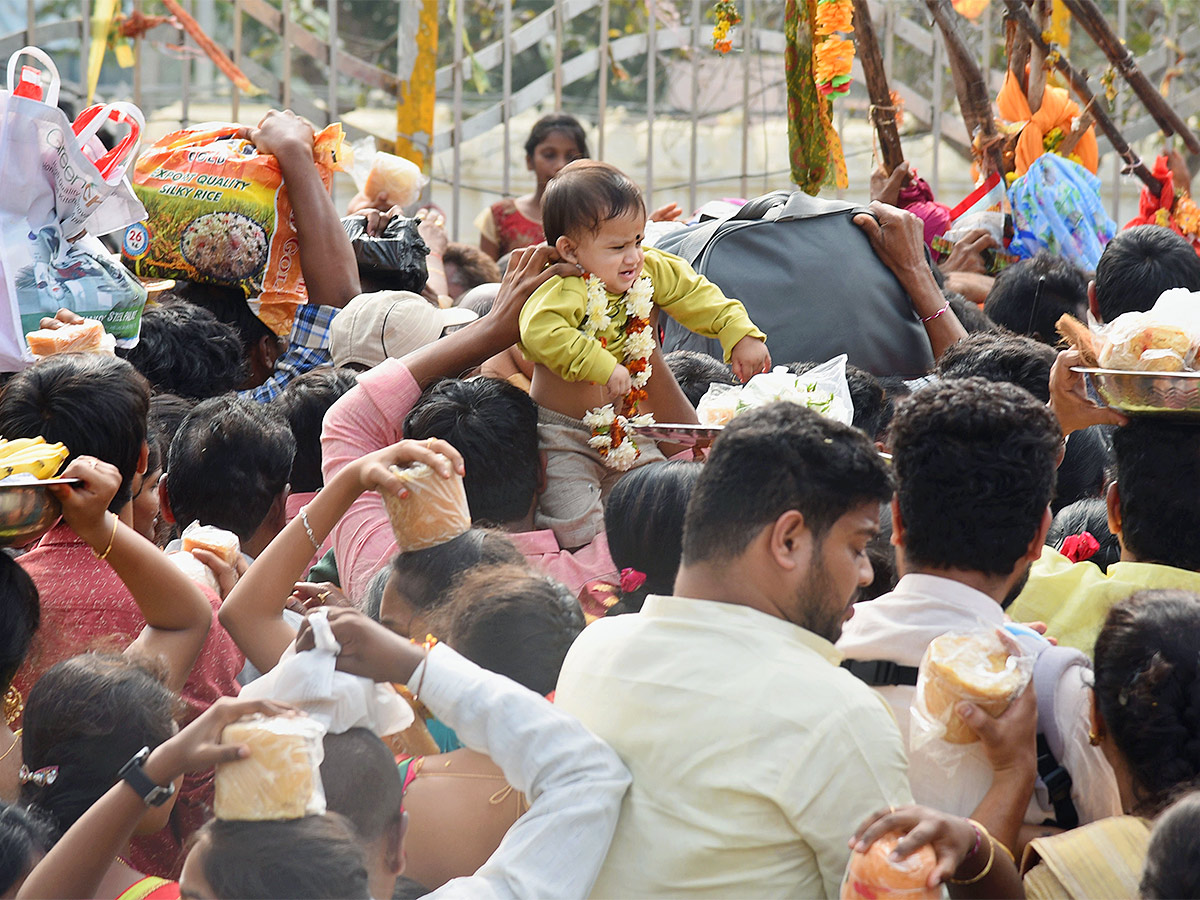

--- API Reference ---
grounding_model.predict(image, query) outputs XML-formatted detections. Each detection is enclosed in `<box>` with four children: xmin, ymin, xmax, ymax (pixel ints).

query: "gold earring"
<box><xmin>1088</xmin><ymin>730</ymin><xmax>1102</xmax><ymax>746</ymax></box>
<box><xmin>4</xmin><ymin>685</ymin><xmax>23</xmax><ymax>726</ymax></box>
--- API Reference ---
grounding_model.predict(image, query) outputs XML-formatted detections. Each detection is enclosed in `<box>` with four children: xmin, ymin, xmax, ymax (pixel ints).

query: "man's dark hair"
<box><xmin>937</xmin><ymin>330</ymin><xmax>1057</xmax><ymax>401</ymax></box>
<box><xmin>165</xmin><ymin>281</ymin><xmax>275</xmax><ymax>359</ymax></box>
<box><xmin>983</xmin><ymin>252</ymin><xmax>1088</xmax><ymax>343</ymax></box>
<box><xmin>404</xmin><ymin>378</ymin><xmax>539</xmax><ymax>526</ymax></box>
<box><xmin>1141</xmin><ymin>790</ymin><xmax>1200</xmax><ymax>898</ymax></box>
<box><xmin>789</xmin><ymin>361</ymin><xmax>890</xmax><ymax>441</ymax></box>
<box><xmin>426</xmin><ymin>564</ymin><xmax>584</xmax><ymax>695</ymax></box>
<box><xmin>888</xmin><ymin>378</ymin><xmax>1061</xmax><ymax>576</ymax></box>
<box><xmin>1113</xmin><ymin>420</ymin><xmax>1200</xmax><ymax>571</ymax></box>
<box><xmin>1095</xmin><ymin>225</ymin><xmax>1200</xmax><ymax>322</ymax></box>
<box><xmin>946</xmin><ymin>291</ymin><xmax>995</xmax><ymax>334</ymax></box>
<box><xmin>1054</xmin><ymin>424</ymin><xmax>1113</xmax><ymax>513</ymax></box>
<box><xmin>0</xmin><ymin>354</ymin><xmax>149</xmax><ymax>512</ymax></box>
<box><xmin>118</xmin><ymin>299</ymin><xmax>246</xmax><ymax>399</ymax></box>
<box><xmin>443</xmin><ymin>243</ymin><xmax>501</xmax><ymax>297</ymax></box>
<box><xmin>321</xmin><ymin>729</ymin><xmax>402</xmax><ymax>843</ymax></box>
<box><xmin>665</xmin><ymin>350</ymin><xmax>737</xmax><ymax>408</ymax></box>
<box><xmin>542</xmin><ymin>160</ymin><xmax>645</xmax><ymax>245</ymax></box>
<box><xmin>524</xmin><ymin>113</ymin><xmax>589</xmax><ymax>160</ymax></box>
<box><xmin>682</xmin><ymin>403</ymin><xmax>893</xmax><ymax>564</ymax></box>
<box><xmin>383</xmin><ymin>528</ymin><xmax>524</xmax><ymax>618</ymax></box>
<box><xmin>273</xmin><ymin>367</ymin><xmax>358</xmax><ymax>493</ymax></box>
<box><xmin>166</xmin><ymin>396</ymin><xmax>295</xmax><ymax>541</ymax></box>
<box><xmin>197</xmin><ymin>815</ymin><xmax>370</xmax><ymax>900</ymax></box>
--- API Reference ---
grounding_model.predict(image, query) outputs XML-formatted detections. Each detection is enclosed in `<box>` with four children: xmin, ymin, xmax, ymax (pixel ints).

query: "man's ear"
<box><xmin>1026</xmin><ymin>506</ymin><xmax>1053</xmax><ymax>562</ymax></box>
<box><xmin>136</xmin><ymin>440</ymin><xmax>149</xmax><ymax>477</ymax></box>
<box><xmin>889</xmin><ymin>495</ymin><xmax>904</xmax><ymax>548</ymax></box>
<box><xmin>384</xmin><ymin>811</ymin><xmax>406</xmax><ymax>875</ymax></box>
<box><xmin>555</xmin><ymin>235</ymin><xmax>579</xmax><ymax>266</ymax></box>
<box><xmin>1107</xmin><ymin>480</ymin><xmax>1123</xmax><ymax>540</ymax></box>
<box><xmin>158</xmin><ymin>475</ymin><xmax>175</xmax><ymax>526</ymax></box>
<box><xmin>768</xmin><ymin>509</ymin><xmax>811</xmax><ymax>572</ymax></box>
<box><xmin>1087</xmin><ymin>281</ymin><xmax>1101</xmax><ymax>323</ymax></box>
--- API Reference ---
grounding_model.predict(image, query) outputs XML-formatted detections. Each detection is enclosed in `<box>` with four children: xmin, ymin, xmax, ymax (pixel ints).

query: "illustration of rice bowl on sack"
<box><xmin>180</xmin><ymin>211</ymin><xmax>268</xmax><ymax>281</ymax></box>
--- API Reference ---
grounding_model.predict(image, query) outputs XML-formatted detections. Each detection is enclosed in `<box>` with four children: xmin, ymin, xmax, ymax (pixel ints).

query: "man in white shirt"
<box><xmin>554</xmin><ymin>402</ymin><xmax>913</xmax><ymax>899</ymax></box>
<box><xmin>838</xmin><ymin>377</ymin><xmax>1121</xmax><ymax>849</ymax></box>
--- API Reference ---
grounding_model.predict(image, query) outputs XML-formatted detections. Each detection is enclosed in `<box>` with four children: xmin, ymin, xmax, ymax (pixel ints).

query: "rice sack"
<box><xmin>122</xmin><ymin>122</ymin><xmax>351</xmax><ymax>335</ymax></box>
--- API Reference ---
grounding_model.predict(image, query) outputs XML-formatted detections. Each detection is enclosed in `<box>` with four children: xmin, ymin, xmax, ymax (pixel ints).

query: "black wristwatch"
<box><xmin>118</xmin><ymin>746</ymin><xmax>176</xmax><ymax>807</ymax></box>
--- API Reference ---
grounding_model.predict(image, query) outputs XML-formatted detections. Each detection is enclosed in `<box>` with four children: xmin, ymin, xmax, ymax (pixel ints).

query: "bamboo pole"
<box><xmin>1003</xmin><ymin>0</ymin><xmax>1161</xmax><ymax>194</ymax></box>
<box><xmin>852</xmin><ymin>0</ymin><xmax>904</xmax><ymax>173</ymax></box>
<box><xmin>1061</xmin><ymin>0</ymin><xmax>1200</xmax><ymax>154</ymax></box>
<box><xmin>925</xmin><ymin>0</ymin><xmax>1003</xmax><ymax>177</ymax></box>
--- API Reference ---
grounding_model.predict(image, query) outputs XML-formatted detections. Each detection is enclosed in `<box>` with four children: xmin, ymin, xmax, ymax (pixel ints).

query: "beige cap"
<box><xmin>330</xmin><ymin>291</ymin><xmax>477</xmax><ymax>369</ymax></box>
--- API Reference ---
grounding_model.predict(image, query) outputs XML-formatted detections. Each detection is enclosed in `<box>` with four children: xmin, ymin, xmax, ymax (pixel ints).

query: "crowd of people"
<box><xmin>2</xmin><ymin>102</ymin><xmax>1200</xmax><ymax>900</ymax></box>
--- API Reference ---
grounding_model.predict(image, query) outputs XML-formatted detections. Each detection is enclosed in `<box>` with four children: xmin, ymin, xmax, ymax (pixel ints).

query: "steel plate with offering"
<box><xmin>624</xmin><ymin>423</ymin><xmax>724</xmax><ymax>448</ymax></box>
<box><xmin>1072</xmin><ymin>367</ymin><xmax>1200</xmax><ymax>419</ymax></box>
<box><xmin>0</xmin><ymin>477</ymin><xmax>81</xmax><ymax>547</ymax></box>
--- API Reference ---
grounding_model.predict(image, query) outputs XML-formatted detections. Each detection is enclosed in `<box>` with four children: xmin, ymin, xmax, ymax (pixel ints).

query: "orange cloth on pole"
<box><xmin>997</xmin><ymin>70</ymin><xmax>1098</xmax><ymax>177</ymax></box>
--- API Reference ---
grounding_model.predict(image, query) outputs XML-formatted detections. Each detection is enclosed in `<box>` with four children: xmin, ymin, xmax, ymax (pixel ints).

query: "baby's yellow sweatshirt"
<box><xmin>518</xmin><ymin>246</ymin><xmax>766</xmax><ymax>386</ymax></box>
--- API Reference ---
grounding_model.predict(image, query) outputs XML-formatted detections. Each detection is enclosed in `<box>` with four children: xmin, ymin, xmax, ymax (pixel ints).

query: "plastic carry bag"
<box><xmin>1094</xmin><ymin>287</ymin><xmax>1200</xmax><ymax>372</ymax></box>
<box><xmin>0</xmin><ymin>47</ymin><xmax>148</xmax><ymax>370</ymax></box>
<box><xmin>909</xmin><ymin>628</ymin><xmax>1033</xmax><ymax>773</ymax></box>
<box><xmin>214</xmin><ymin>713</ymin><xmax>327</xmax><ymax>820</ymax></box>
<box><xmin>696</xmin><ymin>355</ymin><xmax>854</xmax><ymax>426</ymax></box>
<box><xmin>239</xmin><ymin>609</ymin><xmax>415</xmax><ymax>737</ymax></box>
<box><xmin>383</xmin><ymin>459</ymin><xmax>471</xmax><ymax>552</ymax></box>
<box><xmin>840</xmin><ymin>831</ymin><xmax>941</xmax><ymax>899</ymax></box>
<box><xmin>348</xmin><ymin>137</ymin><xmax>428</xmax><ymax>210</ymax></box>
<box><xmin>341</xmin><ymin>214</ymin><xmax>428</xmax><ymax>293</ymax></box>
<box><xmin>123</xmin><ymin>121</ymin><xmax>352</xmax><ymax>335</ymax></box>
<box><xmin>1008</xmin><ymin>154</ymin><xmax>1116</xmax><ymax>271</ymax></box>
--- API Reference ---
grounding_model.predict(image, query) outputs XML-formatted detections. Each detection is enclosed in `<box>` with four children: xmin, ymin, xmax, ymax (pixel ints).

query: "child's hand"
<box><xmin>606</xmin><ymin>364</ymin><xmax>632</xmax><ymax>400</ymax></box>
<box><xmin>731</xmin><ymin>336</ymin><xmax>771</xmax><ymax>383</ymax></box>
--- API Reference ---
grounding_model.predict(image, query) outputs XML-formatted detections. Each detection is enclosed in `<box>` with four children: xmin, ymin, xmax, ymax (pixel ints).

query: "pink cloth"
<box><xmin>320</xmin><ymin>359</ymin><xmax>618</xmax><ymax>604</ymax></box>
<box><xmin>897</xmin><ymin>176</ymin><xmax>951</xmax><ymax>249</ymax></box>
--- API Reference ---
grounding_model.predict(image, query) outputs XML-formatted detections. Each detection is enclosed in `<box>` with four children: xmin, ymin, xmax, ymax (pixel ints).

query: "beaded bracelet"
<box><xmin>920</xmin><ymin>301</ymin><xmax>951</xmax><ymax>324</ymax></box>
<box><xmin>946</xmin><ymin>819</ymin><xmax>996</xmax><ymax>886</ymax></box>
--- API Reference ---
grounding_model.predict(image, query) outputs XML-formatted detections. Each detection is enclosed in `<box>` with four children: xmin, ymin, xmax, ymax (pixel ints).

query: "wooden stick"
<box><xmin>1006</xmin><ymin>13</ymin><xmax>1031</xmax><ymax>96</ymax></box>
<box><xmin>925</xmin><ymin>0</ymin><xmax>1004</xmax><ymax>177</ymax></box>
<box><xmin>1060</xmin><ymin>0</ymin><xmax>1200</xmax><ymax>154</ymax></box>
<box><xmin>1003</xmin><ymin>0</ymin><xmax>1161</xmax><ymax>193</ymax></box>
<box><xmin>852</xmin><ymin>0</ymin><xmax>904</xmax><ymax>173</ymax></box>
<box><xmin>1027</xmin><ymin>0</ymin><xmax>1050</xmax><ymax>113</ymax></box>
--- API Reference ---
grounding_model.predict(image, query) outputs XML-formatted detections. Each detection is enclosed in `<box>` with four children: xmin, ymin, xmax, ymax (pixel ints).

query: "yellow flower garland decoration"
<box><xmin>711</xmin><ymin>1</ymin><xmax>741</xmax><ymax>55</ymax></box>
<box><xmin>814</xmin><ymin>0</ymin><xmax>854</xmax><ymax>100</ymax></box>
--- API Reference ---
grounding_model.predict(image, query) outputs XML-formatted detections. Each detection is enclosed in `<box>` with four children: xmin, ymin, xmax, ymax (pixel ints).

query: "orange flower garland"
<box><xmin>814</xmin><ymin>0</ymin><xmax>854</xmax><ymax>100</ymax></box>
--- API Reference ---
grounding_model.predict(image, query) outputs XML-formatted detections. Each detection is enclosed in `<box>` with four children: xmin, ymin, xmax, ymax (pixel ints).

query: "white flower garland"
<box><xmin>581</xmin><ymin>274</ymin><xmax>657</xmax><ymax>471</ymax></box>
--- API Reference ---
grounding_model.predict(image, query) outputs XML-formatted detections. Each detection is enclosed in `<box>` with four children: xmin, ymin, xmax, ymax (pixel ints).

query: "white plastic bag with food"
<box><xmin>214</xmin><ymin>713</ymin><xmax>327</xmax><ymax>821</ymax></box>
<box><xmin>696</xmin><ymin>354</ymin><xmax>854</xmax><ymax>426</ymax></box>
<box><xmin>1095</xmin><ymin>288</ymin><xmax>1200</xmax><ymax>372</ymax></box>
<box><xmin>348</xmin><ymin>137</ymin><xmax>428</xmax><ymax>211</ymax></box>
<box><xmin>239</xmin><ymin>609</ymin><xmax>415</xmax><ymax>738</ymax></box>
<box><xmin>909</xmin><ymin>628</ymin><xmax>1034</xmax><ymax>774</ymax></box>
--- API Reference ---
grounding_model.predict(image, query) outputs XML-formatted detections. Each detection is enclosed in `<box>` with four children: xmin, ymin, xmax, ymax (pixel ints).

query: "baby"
<box><xmin>519</xmin><ymin>160</ymin><xmax>769</xmax><ymax>548</ymax></box>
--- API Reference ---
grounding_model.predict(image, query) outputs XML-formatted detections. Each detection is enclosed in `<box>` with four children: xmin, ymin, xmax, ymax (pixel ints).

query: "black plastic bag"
<box><xmin>341</xmin><ymin>214</ymin><xmax>428</xmax><ymax>293</ymax></box>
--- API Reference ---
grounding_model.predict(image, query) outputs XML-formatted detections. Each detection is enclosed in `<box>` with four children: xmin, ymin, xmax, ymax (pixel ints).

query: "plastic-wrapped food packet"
<box><xmin>215</xmin><ymin>714</ymin><xmax>327</xmax><ymax>821</ymax></box>
<box><xmin>180</xmin><ymin>520</ymin><xmax>241</xmax><ymax>567</ymax></box>
<box><xmin>383</xmin><ymin>459</ymin><xmax>471</xmax><ymax>552</ymax></box>
<box><xmin>841</xmin><ymin>831</ymin><xmax>941</xmax><ymax>899</ymax></box>
<box><xmin>25</xmin><ymin>319</ymin><xmax>115</xmax><ymax>358</ymax></box>
<box><xmin>167</xmin><ymin>549</ymin><xmax>220</xmax><ymax>594</ymax></box>
<box><xmin>911</xmin><ymin>629</ymin><xmax>1032</xmax><ymax>754</ymax></box>
<box><xmin>1094</xmin><ymin>288</ymin><xmax>1200</xmax><ymax>372</ymax></box>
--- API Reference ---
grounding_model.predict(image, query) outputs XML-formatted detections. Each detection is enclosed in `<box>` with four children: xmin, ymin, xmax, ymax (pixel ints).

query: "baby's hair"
<box><xmin>542</xmin><ymin>160</ymin><xmax>646</xmax><ymax>245</ymax></box>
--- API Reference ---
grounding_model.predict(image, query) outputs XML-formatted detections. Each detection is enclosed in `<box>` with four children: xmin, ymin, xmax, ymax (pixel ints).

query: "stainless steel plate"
<box><xmin>0</xmin><ymin>478</ymin><xmax>80</xmax><ymax>547</ymax></box>
<box><xmin>1074</xmin><ymin>367</ymin><xmax>1200</xmax><ymax>418</ymax></box>
<box><xmin>625</xmin><ymin>423</ymin><xmax>725</xmax><ymax>446</ymax></box>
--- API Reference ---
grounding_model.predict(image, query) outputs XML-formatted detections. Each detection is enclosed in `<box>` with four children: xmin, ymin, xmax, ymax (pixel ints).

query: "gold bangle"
<box><xmin>946</xmin><ymin>820</ymin><xmax>997</xmax><ymax>886</ymax></box>
<box><xmin>93</xmin><ymin>512</ymin><xmax>119</xmax><ymax>561</ymax></box>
